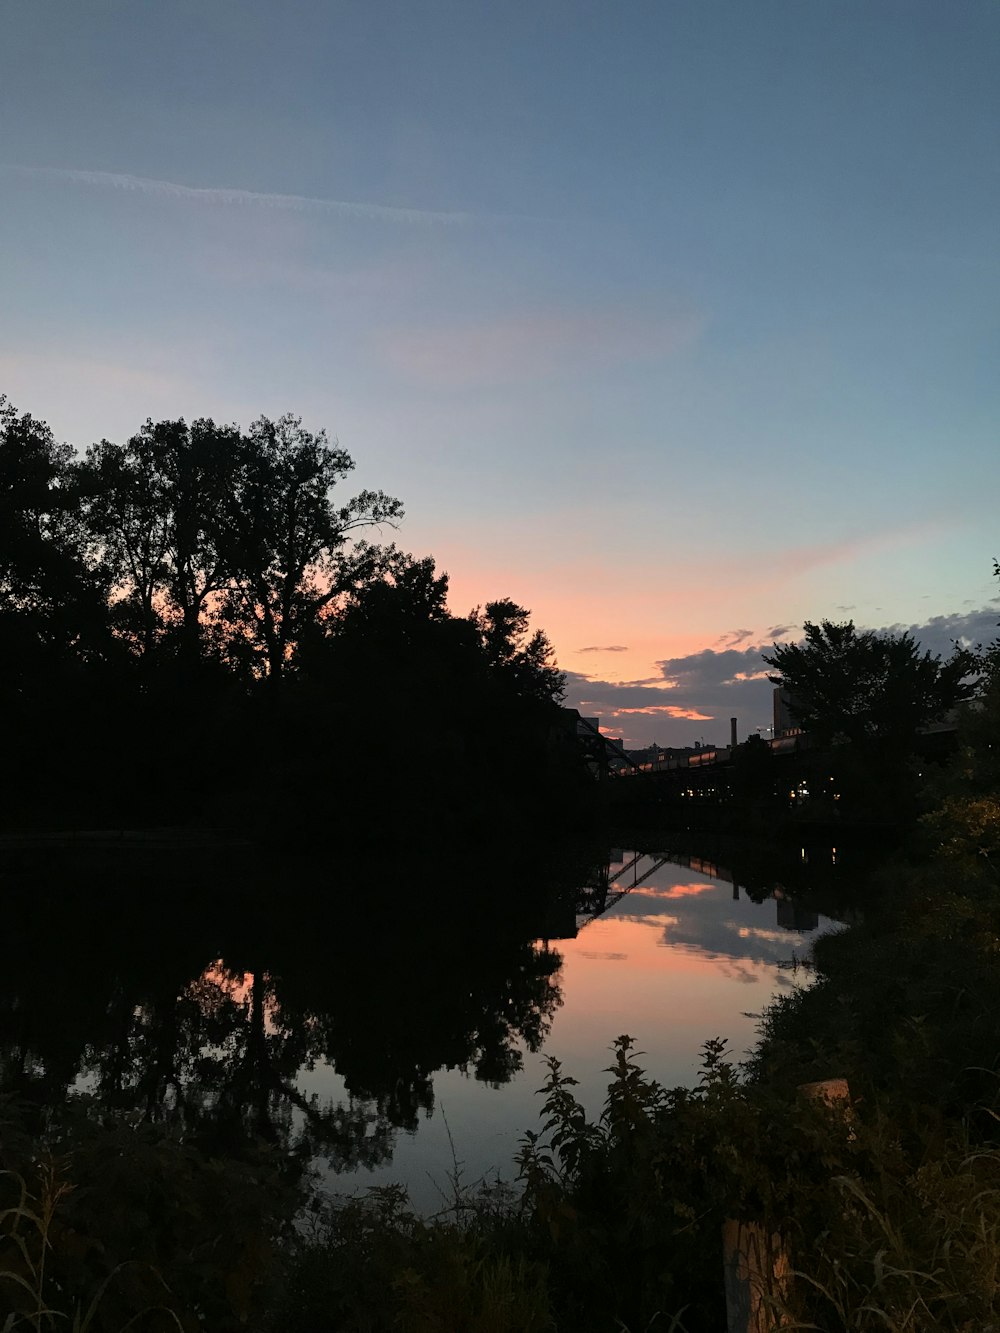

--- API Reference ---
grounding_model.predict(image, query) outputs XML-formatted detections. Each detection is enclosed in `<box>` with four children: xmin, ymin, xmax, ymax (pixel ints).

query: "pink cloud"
<box><xmin>600</xmin><ymin>704</ymin><xmax>714</xmax><ymax>721</ymax></box>
<box><xmin>629</xmin><ymin>882</ymin><xmax>716</xmax><ymax>900</ymax></box>
<box><xmin>381</xmin><ymin>307</ymin><xmax>705</xmax><ymax>389</ymax></box>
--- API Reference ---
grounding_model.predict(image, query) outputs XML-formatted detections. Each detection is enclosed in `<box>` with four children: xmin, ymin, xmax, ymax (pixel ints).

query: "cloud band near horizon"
<box><xmin>562</xmin><ymin>604</ymin><xmax>999</xmax><ymax>747</ymax></box>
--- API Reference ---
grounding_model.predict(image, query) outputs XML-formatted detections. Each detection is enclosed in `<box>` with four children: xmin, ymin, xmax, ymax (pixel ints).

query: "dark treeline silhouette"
<box><xmin>0</xmin><ymin>396</ymin><xmax>580</xmax><ymax>837</ymax></box>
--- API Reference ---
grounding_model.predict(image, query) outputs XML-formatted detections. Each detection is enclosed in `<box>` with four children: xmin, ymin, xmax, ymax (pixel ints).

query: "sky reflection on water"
<box><xmin>306</xmin><ymin>851</ymin><xmax>838</xmax><ymax>1210</ymax></box>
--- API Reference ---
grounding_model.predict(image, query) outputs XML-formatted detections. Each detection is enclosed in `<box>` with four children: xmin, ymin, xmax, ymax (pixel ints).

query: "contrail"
<box><xmin>1</xmin><ymin>164</ymin><xmax>476</xmax><ymax>226</ymax></box>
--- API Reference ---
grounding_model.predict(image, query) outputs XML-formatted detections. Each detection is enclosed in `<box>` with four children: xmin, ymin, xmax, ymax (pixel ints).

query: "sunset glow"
<box><xmin>3</xmin><ymin>2</ymin><xmax>995</xmax><ymax>750</ymax></box>
<box><xmin>294</xmin><ymin>852</ymin><xmax>837</xmax><ymax>1211</ymax></box>
<box><xmin>3</xmin><ymin>7</ymin><xmax>997</xmax><ymax>1323</ymax></box>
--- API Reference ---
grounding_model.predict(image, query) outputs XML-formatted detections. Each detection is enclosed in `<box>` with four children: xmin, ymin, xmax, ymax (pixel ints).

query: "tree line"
<box><xmin>0</xmin><ymin>395</ymin><xmax>574</xmax><ymax>833</ymax></box>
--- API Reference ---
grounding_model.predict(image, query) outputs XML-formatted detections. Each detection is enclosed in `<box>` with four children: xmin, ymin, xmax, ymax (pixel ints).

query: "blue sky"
<box><xmin>2</xmin><ymin>1</ymin><xmax>997</xmax><ymax>743</ymax></box>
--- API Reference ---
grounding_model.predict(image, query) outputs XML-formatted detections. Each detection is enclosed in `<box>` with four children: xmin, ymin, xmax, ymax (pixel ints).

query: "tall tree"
<box><xmin>81</xmin><ymin>430</ymin><xmax>172</xmax><ymax>656</ymax></box>
<box><xmin>219</xmin><ymin>414</ymin><xmax>402</xmax><ymax>689</ymax></box>
<box><xmin>81</xmin><ymin>418</ymin><xmax>242</xmax><ymax>664</ymax></box>
<box><xmin>763</xmin><ymin>620</ymin><xmax>977</xmax><ymax>748</ymax></box>
<box><xmin>0</xmin><ymin>395</ymin><xmax>104</xmax><ymax>669</ymax></box>
<box><xmin>473</xmin><ymin>598</ymin><xmax>565</xmax><ymax>705</ymax></box>
<box><xmin>158</xmin><ymin>418</ymin><xmax>242</xmax><ymax>667</ymax></box>
<box><xmin>334</xmin><ymin>553</ymin><xmax>451</xmax><ymax>645</ymax></box>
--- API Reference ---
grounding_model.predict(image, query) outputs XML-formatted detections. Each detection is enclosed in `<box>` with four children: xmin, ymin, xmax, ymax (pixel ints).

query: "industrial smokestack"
<box><xmin>730</xmin><ymin>717</ymin><xmax>738</xmax><ymax>749</ymax></box>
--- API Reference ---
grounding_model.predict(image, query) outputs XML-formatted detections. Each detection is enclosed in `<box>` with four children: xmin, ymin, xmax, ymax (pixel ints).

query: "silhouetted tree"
<box><xmin>218</xmin><ymin>414</ymin><xmax>402</xmax><ymax>690</ymax></box>
<box><xmin>764</xmin><ymin>620</ymin><xmax>977</xmax><ymax>749</ymax></box>
<box><xmin>333</xmin><ymin>553</ymin><xmax>451</xmax><ymax>644</ymax></box>
<box><xmin>81</xmin><ymin>418</ymin><xmax>244</xmax><ymax>666</ymax></box>
<box><xmin>2</xmin><ymin>392</ymin><xmax>582</xmax><ymax>828</ymax></box>
<box><xmin>921</xmin><ymin>562</ymin><xmax>1000</xmax><ymax>871</ymax></box>
<box><xmin>156</xmin><ymin>418</ymin><xmax>243</xmax><ymax>667</ymax></box>
<box><xmin>81</xmin><ymin>430</ymin><xmax>171</xmax><ymax>657</ymax></box>
<box><xmin>473</xmin><ymin>598</ymin><xmax>565</xmax><ymax>705</ymax></box>
<box><xmin>0</xmin><ymin>396</ymin><xmax>106</xmax><ymax>672</ymax></box>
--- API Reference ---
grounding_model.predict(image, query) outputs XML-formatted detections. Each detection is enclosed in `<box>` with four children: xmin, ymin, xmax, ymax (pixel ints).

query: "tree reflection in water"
<box><xmin>84</xmin><ymin>962</ymin><xmax>401</xmax><ymax>1171</ymax></box>
<box><xmin>1</xmin><ymin>842</ymin><xmax>581</xmax><ymax>1175</ymax></box>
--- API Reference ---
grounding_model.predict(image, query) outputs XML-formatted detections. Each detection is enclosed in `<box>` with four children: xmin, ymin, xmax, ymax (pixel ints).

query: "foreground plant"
<box><xmin>0</xmin><ymin>1157</ymin><xmax>182</xmax><ymax>1332</ymax></box>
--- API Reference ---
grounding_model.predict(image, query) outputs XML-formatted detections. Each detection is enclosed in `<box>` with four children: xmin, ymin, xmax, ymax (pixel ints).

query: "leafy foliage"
<box><xmin>0</xmin><ymin>1112</ymin><xmax>294</xmax><ymax>1331</ymax></box>
<box><xmin>0</xmin><ymin>394</ymin><xmax>576</xmax><ymax>834</ymax></box>
<box><xmin>268</xmin><ymin>1186</ymin><xmax>553</xmax><ymax>1333</ymax></box>
<box><xmin>0</xmin><ymin>397</ymin><xmax>109</xmax><ymax>680</ymax></box>
<box><xmin>764</xmin><ymin>619</ymin><xmax>977</xmax><ymax>748</ymax></box>
<box><xmin>472</xmin><ymin>599</ymin><xmax>565</xmax><ymax>705</ymax></box>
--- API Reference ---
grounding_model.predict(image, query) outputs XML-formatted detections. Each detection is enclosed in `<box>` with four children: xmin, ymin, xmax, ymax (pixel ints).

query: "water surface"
<box><xmin>2</xmin><ymin>838</ymin><xmax>846</xmax><ymax>1212</ymax></box>
<box><xmin>305</xmin><ymin>849</ymin><xmax>838</xmax><ymax>1208</ymax></box>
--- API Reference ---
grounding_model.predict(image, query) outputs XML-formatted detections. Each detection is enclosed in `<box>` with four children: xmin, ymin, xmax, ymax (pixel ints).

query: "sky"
<box><xmin>2</xmin><ymin>0</ymin><xmax>998</xmax><ymax>745</ymax></box>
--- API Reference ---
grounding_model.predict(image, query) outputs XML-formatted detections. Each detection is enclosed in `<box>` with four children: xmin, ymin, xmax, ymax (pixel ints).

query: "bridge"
<box><xmin>563</xmin><ymin>701</ymin><xmax>966</xmax><ymax>815</ymax></box>
<box><xmin>541</xmin><ymin>844</ymin><xmax>831</xmax><ymax>943</ymax></box>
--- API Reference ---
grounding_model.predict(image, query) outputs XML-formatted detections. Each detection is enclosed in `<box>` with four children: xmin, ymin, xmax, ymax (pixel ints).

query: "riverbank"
<box><xmin>266</xmin><ymin>780</ymin><xmax>1000</xmax><ymax>1331</ymax></box>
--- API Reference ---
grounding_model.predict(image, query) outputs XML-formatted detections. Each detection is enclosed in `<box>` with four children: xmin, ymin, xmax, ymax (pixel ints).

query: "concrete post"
<box><xmin>722</xmin><ymin>1078</ymin><xmax>852</xmax><ymax>1331</ymax></box>
<box><xmin>722</xmin><ymin>1219</ymin><xmax>791</xmax><ymax>1332</ymax></box>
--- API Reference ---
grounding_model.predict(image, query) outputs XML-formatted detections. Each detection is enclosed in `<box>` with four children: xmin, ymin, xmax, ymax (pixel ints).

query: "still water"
<box><xmin>306</xmin><ymin>849</ymin><xmax>839</xmax><ymax>1210</ymax></box>
<box><xmin>3</xmin><ymin>840</ymin><xmax>845</xmax><ymax>1213</ymax></box>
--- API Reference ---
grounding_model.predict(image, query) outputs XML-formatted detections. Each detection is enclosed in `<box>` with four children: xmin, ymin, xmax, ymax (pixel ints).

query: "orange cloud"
<box><xmin>628</xmin><ymin>882</ymin><xmax>716</xmax><ymax>899</ymax></box>
<box><xmin>608</xmin><ymin>704</ymin><xmax>714</xmax><ymax>720</ymax></box>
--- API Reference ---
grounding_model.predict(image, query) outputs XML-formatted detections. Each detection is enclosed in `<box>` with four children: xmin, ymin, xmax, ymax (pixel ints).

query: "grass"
<box><xmin>0</xmin><ymin>1159</ymin><xmax>183</xmax><ymax>1333</ymax></box>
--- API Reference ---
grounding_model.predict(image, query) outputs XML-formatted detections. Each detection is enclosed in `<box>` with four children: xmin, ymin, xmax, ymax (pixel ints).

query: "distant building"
<box><xmin>773</xmin><ymin>688</ymin><xmax>804</xmax><ymax>738</ymax></box>
<box><xmin>775</xmin><ymin>896</ymin><xmax>819</xmax><ymax>932</ymax></box>
<box><xmin>623</xmin><ymin>743</ymin><xmax>701</xmax><ymax>764</ymax></box>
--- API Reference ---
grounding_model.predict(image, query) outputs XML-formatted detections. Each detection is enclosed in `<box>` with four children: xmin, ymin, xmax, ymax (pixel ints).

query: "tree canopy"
<box><xmin>763</xmin><ymin>619</ymin><xmax>978</xmax><ymax>748</ymax></box>
<box><xmin>0</xmin><ymin>394</ymin><xmax>571</xmax><ymax>833</ymax></box>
